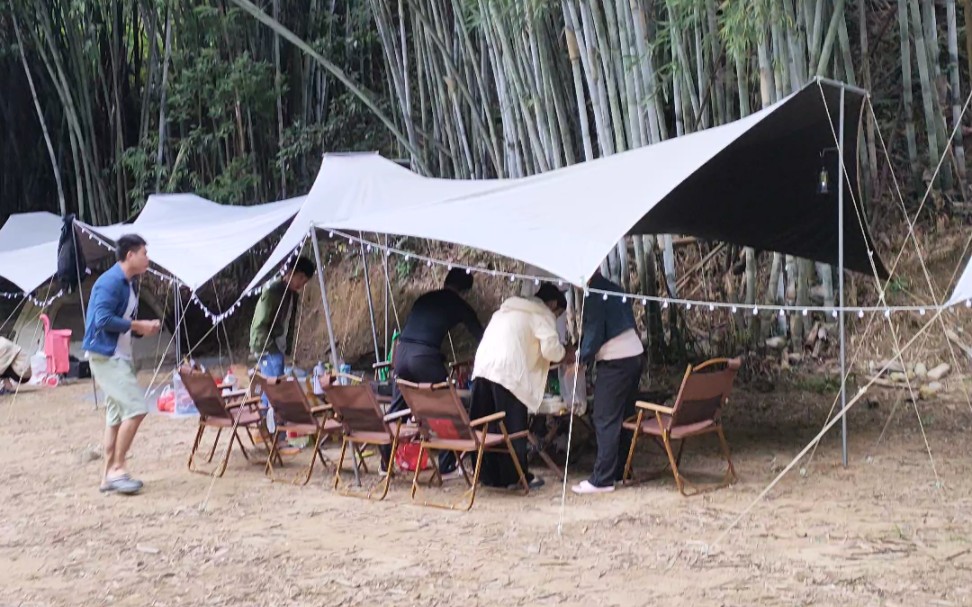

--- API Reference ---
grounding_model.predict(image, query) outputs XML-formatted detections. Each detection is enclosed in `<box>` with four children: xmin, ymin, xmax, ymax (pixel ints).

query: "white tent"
<box><xmin>0</xmin><ymin>211</ymin><xmax>64</xmax><ymax>294</ymax></box>
<box><xmin>80</xmin><ymin>193</ymin><xmax>303</xmax><ymax>292</ymax></box>
<box><xmin>946</xmin><ymin>260</ymin><xmax>972</xmax><ymax>307</ymax></box>
<box><xmin>247</xmin><ymin>78</ymin><xmax>883</xmax><ymax>293</ymax></box>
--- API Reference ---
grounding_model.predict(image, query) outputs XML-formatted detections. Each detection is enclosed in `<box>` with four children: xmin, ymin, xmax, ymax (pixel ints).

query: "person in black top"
<box><xmin>382</xmin><ymin>268</ymin><xmax>484</xmax><ymax>474</ymax></box>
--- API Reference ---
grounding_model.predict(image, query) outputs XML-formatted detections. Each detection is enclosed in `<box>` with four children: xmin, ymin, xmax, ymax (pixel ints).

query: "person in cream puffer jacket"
<box><xmin>470</xmin><ymin>283</ymin><xmax>570</xmax><ymax>489</ymax></box>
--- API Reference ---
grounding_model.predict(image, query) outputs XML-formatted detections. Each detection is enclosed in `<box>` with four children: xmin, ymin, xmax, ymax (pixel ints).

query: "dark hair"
<box><xmin>291</xmin><ymin>256</ymin><xmax>316</xmax><ymax>278</ymax></box>
<box><xmin>116</xmin><ymin>234</ymin><xmax>147</xmax><ymax>263</ymax></box>
<box><xmin>444</xmin><ymin>267</ymin><xmax>474</xmax><ymax>292</ymax></box>
<box><xmin>535</xmin><ymin>282</ymin><xmax>567</xmax><ymax>311</ymax></box>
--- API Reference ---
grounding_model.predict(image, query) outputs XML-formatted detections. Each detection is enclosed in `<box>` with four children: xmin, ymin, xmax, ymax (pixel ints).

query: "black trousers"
<box><xmin>469</xmin><ymin>378</ymin><xmax>530</xmax><ymax>487</ymax></box>
<box><xmin>381</xmin><ymin>340</ymin><xmax>456</xmax><ymax>473</ymax></box>
<box><xmin>589</xmin><ymin>355</ymin><xmax>643</xmax><ymax>487</ymax></box>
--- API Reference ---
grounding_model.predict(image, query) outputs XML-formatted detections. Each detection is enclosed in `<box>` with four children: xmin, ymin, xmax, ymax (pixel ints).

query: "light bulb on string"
<box><xmin>465</xmin><ymin>268</ymin><xmax>471</xmax><ymax>274</ymax></box>
<box><xmin>752</xmin><ymin>307</ymin><xmax>758</xmax><ymax>316</ymax></box>
<box><xmin>831</xmin><ymin>310</ymin><xmax>838</xmax><ymax>319</ymax></box>
<box><xmin>622</xmin><ymin>296</ymin><xmax>627</xmax><ymax>303</ymax></box>
<box><xmin>731</xmin><ymin>306</ymin><xmax>738</xmax><ymax>313</ymax></box>
<box><xmin>662</xmin><ymin>301</ymin><xmax>669</xmax><ymax>309</ymax></box>
<box><xmin>919</xmin><ymin>308</ymin><xmax>926</xmax><ymax>316</ymax></box>
<box><xmin>802</xmin><ymin>309</ymin><xmax>808</xmax><ymax>316</ymax></box>
<box><xmin>709</xmin><ymin>304</ymin><xmax>715</xmax><ymax>311</ymax></box>
<box><xmin>857</xmin><ymin>309</ymin><xmax>864</xmax><ymax>319</ymax></box>
<box><xmin>778</xmin><ymin>308</ymin><xmax>785</xmax><ymax>317</ymax></box>
<box><xmin>685</xmin><ymin>303</ymin><xmax>692</xmax><ymax>310</ymax></box>
<box><xmin>884</xmin><ymin>309</ymin><xmax>891</xmax><ymax>319</ymax></box>
<box><xmin>602</xmin><ymin>293</ymin><xmax>608</xmax><ymax>300</ymax></box>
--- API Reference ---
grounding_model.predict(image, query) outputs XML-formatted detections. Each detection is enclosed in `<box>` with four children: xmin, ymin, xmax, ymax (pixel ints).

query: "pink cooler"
<box><xmin>40</xmin><ymin>314</ymin><xmax>72</xmax><ymax>375</ymax></box>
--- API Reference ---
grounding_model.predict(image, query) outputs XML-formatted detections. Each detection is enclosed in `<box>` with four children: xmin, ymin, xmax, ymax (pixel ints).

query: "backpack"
<box><xmin>56</xmin><ymin>214</ymin><xmax>87</xmax><ymax>293</ymax></box>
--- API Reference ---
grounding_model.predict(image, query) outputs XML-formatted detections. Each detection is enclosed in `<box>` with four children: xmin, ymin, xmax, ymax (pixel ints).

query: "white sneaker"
<box><xmin>571</xmin><ymin>480</ymin><xmax>615</xmax><ymax>495</ymax></box>
<box><xmin>440</xmin><ymin>468</ymin><xmax>465</xmax><ymax>481</ymax></box>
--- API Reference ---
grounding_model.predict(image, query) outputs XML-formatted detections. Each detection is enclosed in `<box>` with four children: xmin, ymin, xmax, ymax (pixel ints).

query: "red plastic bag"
<box><xmin>156</xmin><ymin>387</ymin><xmax>175</xmax><ymax>413</ymax></box>
<box><xmin>394</xmin><ymin>441</ymin><xmax>431</xmax><ymax>472</ymax></box>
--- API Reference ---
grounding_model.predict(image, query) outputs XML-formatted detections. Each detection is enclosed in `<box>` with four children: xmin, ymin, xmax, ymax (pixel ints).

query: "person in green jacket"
<box><xmin>250</xmin><ymin>257</ymin><xmax>315</xmax><ymax>453</ymax></box>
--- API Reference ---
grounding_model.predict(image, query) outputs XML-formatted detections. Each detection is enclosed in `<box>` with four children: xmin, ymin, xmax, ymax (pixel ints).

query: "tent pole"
<box><xmin>310</xmin><ymin>228</ymin><xmax>360</xmax><ymax>485</ymax></box>
<box><xmin>173</xmin><ymin>282</ymin><xmax>181</xmax><ymax>365</ymax></box>
<box><xmin>310</xmin><ymin>229</ymin><xmax>340</xmax><ymax>371</ymax></box>
<box><xmin>838</xmin><ymin>86</ymin><xmax>848</xmax><ymax>468</ymax></box>
<box><xmin>358</xmin><ymin>234</ymin><xmax>381</xmax><ymax>365</ymax></box>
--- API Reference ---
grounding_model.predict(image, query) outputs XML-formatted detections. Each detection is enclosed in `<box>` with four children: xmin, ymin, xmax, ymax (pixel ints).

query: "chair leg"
<box><xmin>333</xmin><ymin>437</ymin><xmax>350</xmax><ymax>491</ymax></box>
<box><xmin>622</xmin><ymin>411</ymin><xmax>643</xmax><ymax>484</ymax></box>
<box><xmin>205</xmin><ymin>428</ymin><xmax>223</xmax><ymax>463</ymax></box>
<box><xmin>528</xmin><ymin>431</ymin><xmax>562</xmax><ymax>476</ymax></box>
<box><xmin>187</xmin><ymin>424</ymin><xmax>206</xmax><ymax>472</ymax></box>
<box><xmin>670</xmin><ymin>428</ymin><xmax>736</xmax><ymax>497</ymax></box>
<box><xmin>716</xmin><ymin>425</ymin><xmax>737</xmax><ymax>485</ymax></box>
<box><xmin>410</xmin><ymin>443</ymin><xmax>426</xmax><ymax>501</ymax></box>
<box><xmin>213</xmin><ymin>430</ymin><xmax>235</xmax><ymax>478</ymax></box>
<box><xmin>234</xmin><ymin>429</ymin><xmax>251</xmax><ymax>461</ymax></box>
<box><xmin>499</xmin><ymin>422</ymin><xmax>529</xmax><ymax>495</ymax></box>
<box><xmin>661</xmin><ymin>432</ymin><xmax>685</xmax><ymax>495</ymax></box>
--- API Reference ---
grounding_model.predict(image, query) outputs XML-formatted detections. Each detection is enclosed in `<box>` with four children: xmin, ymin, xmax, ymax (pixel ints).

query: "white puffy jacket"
<box><xmin>472</xmin><ymin>296</ymin><xmax>566</xmax><ymax>412</ymax></box>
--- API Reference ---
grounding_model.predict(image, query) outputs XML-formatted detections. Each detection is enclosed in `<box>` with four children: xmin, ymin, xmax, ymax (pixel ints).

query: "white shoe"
<box><xmin>571</xmin><ymin>480</ymin><xmax>615</xmax><ymax>495</ymax></box>
<box><xmin>440</xmin><ymin>468</ymin><xmax>465</xmax><ymax>481</ymax></box>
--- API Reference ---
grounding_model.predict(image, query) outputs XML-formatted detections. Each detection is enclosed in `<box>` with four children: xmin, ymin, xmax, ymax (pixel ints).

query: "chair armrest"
<box><xmin>311</xmin><ymin>404</ymin><xmax>333</xmax><ymax>415</ymax></box>
<box><xmin>636</xmin><ymin>401</ymin><xmax>673</xmax><ymax>415</ymax></box>
<box><xmin>372</xmin><ymin>361</ymin><xmax>392</xmax><ymax>370</ymax></box>
<box><xmin>383</xmin><ymin>408</ymin><xmax>412</xmax><ymax>423</ymax></box>
<box><xmin>335</xmin><ymin>372</ymin><xmax>363</xmax><ymax>384</ymax></box>
<box><xmin>221</xmin><ymin>389</ymin><xmax>247</xmax><ymax>399</ymax></box>
<box><xmin>449</xmin><ymin>359</ymin><xmax>473</xmax><ymax>370</ymax></box>
<box><xmin>507</xmin><ymin>429</ymin><xmax>529</xmax><ymax>440</ymax></box>
<box><xmin>470</xmin><ymin>411</ymin><xmax>506</xmax><ymax>427</ymax></box>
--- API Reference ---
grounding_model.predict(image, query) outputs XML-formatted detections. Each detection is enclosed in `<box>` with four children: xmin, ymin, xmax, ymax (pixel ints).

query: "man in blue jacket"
<box><xmin>572</xmin><ymin>270</ymin><xmax>644</xmax><ymax>495</ymax></box>
<box><xmin>83</xmin><ymin>234</ymin><xmax>161</xmax><ymax>495</ymax></box>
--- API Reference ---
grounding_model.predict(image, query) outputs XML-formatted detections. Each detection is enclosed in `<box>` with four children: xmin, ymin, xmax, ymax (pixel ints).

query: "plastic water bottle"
<box><xmin>338</xmin><ymin>362</ymin><xmax>351</xmax><ymax>385</ymax></box>
<box><xmin>312</xmin><ymin>361</ymin><xmax>325</xmax><ymax>395</ymax></box>
<box><xmin>221</xmin><ymin>369</ymin><xmax>237</xmax><ymax>395</ymax></box>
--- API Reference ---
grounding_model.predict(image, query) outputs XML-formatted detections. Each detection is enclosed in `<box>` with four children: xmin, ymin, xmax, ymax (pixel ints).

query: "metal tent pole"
<box><xmin>310</xmin><ymin>228</ymin><xmax>360</xmax><ymax>484</ymax></box>
<box><xmin>838</xmin><ymin>86</ymin><xmax>848</xmax><ymax>468</ymax></box>
<box><xmin>174</xmin><ymin>282</ymin><xmax>181</xmax><ymax>365</ymax></box>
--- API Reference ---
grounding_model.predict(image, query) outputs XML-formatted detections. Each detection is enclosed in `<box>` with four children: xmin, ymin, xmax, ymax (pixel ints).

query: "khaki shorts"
<box><xmin>88</xmin><ymin>354</ymin><xmax>148</xmax><ymax>426</ymax></box>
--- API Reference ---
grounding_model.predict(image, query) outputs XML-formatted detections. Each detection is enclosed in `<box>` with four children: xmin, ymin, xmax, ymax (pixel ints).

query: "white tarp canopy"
<box><xmin>247</xmin><ymin>78</ymin><xmax>884</xmax><ymax>292</ymax></box>
<box><xmin>0</xmin><ymin>211</ymin><xmax>64</xmax><ymax>294</ymax></box>
<box><xmin>80</xmin><ymin>193</ymin><xmax>303</xmax><ymax>292</ymax></box>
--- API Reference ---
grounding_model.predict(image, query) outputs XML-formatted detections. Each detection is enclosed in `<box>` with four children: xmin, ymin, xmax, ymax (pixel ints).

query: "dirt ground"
<box><xmin>1</xmin><ymin>376</ymin><xmax>971</xmax><ymax>607</ymax></box>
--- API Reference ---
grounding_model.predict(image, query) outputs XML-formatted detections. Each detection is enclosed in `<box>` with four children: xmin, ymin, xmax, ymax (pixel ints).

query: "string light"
<box><xmin>857</xmin><ymin>310</ymin><xmax>864</xmax><ymax>318</ymax></box>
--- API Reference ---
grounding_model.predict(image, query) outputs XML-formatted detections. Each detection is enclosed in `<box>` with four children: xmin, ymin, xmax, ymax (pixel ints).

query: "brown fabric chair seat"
<box><xmin>205</xmin><ymin>409</ymin><xmax>263</xmax><ymax>428</ymax></box>
<box><xmin>396</xmin><ymin>379</ymin><xmax>530</xmax><ymax>511</ymax></box>
<box><xmin>622</xmin><ymin>357</ymin><xmax>740</xmax><ymax>496</ymax></box>
<box><xmin>278</xmin><ymin>419</ymin><xmax>342</xmax><ymax>436</ymax></box>
<box><xmin>422</xmin><ymin>433</ymin><xmax>507</xmax><ymax>452</ymax></box>
<box><xmin>623</xmin><ymin>416</ymin><xmax>715</xmax><ymax>439</ymax></box>
<box><xmin>326</xmin><ymin>381</ymin><xmax>418</xmax><ymax>501</ymax></box>
<box><xmin>180</xmin><ymin>365</ymin><xmax>273</xmax><ymax>478</ymax></box>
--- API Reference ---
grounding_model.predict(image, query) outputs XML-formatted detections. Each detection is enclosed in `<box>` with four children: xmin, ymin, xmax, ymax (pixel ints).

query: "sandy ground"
<box><xmin>1</xmin><ymin>376</ymin><xmax>971</xmax><ymax>607</ymax></box>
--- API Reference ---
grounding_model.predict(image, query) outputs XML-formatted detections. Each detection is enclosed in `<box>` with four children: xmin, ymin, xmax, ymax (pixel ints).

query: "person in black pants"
<box><xmin>381</xmin><ymin>268</ymin><xmax>484</xmax><ymax>474</ymax></box>
<box><xmin>571</xmin><ymin>270</ymin><xmax>644</xmax><ymax>495</ymax></box>
<box><xmin>469</xmin><ymin>283</ymin><xmax>568</xmax><ymax>490</ymax></box>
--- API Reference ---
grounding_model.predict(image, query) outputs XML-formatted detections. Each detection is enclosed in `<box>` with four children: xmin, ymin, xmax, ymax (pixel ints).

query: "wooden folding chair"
<box><xmin>397</xmin><ymin>379</ymin><xmax>529</xmax><ymax>511</ymax></box>
<box><xmin>327</xmin><ymin>382</ymin><xmax>416</xmax><ymax>500</ymax></box>
<box><xmin>255</xmin><ymin>374</ymin><xmax>343</xmax><ymax>485</ymax></box>
<box><xmin>180</xmin><ymin>366</ymin><xmax>270</xmax><ymax>478</ymax></box>
<box><xmin>622</xmin><ymin>357</ymin><xmax>740</xmax><ymax>496</ymax></box>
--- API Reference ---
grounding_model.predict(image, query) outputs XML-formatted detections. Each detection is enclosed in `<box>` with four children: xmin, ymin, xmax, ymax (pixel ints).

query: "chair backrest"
<box><xmin>669</xmin><ymin>358</ymin><xmax>741</xmax><ymax>429</ymax></box>
<box><xmin>179</xmin><ymin>366</ymin><xmax>230</xmax><ymax>420</ymax></box>
<box><xmin>255</xmin><ymin>374</ymin><xmax>317</xmax><ymax>427</ymax></box>
<box><xmin>327</xmin><ymin>383</ymin><xmax>389</xmax><ymax>436</ymax></box>
<box><xmin>396</xmin><ymin>379</ymin><xmax>475</xmax><ymax>443</ymax></box>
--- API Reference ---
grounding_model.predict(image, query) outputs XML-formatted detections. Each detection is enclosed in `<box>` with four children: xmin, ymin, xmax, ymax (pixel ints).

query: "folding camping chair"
<box><xmin>180</xmin><ymin>366</ymin><xmax>272</xmax><ymax>478</ymax></box>
<box><xmin>255</xmin><ymin>374</ymin><xmax>343</xmax><ymax>485</ymax></box>
<box><xmin>327</xmin><ymin>381</ymin><xmax>416</xmax><ymax>500</ymax></box>
<box><xmin>396</xmin><ymin>379</ymin><xmax>529</xmax><ymax>511</ymax></box>
<box><xmin>622</xmin><ymin>357</ymin><xmax>740</xmax><ymax>496</ymax></box>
